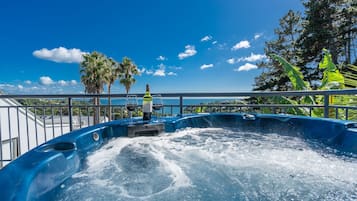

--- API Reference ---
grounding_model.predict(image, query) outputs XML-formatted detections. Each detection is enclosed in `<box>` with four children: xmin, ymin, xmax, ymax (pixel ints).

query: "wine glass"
<box><xmin>126</xmin><ymin>95</ymin><xmax>138</xmax><ymax>123</ymax></box>
<box><xmin>152</xmin><ymin>94</ymin><xmax>163</xmax><ymax>120</ymax></box>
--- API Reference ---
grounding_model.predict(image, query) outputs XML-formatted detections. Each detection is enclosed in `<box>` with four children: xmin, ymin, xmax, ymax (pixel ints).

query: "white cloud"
<box><xmin>139</xmin><ymin>68</ymin><xmax>147</xmax><ymax>74</ymax></box>
<box><xmin>212</xmin><ymin>41</ymin><xmax>218</xmax><ymax>45</ymax></box>
<box><xmin>139</xmin><ymin>64</ymin><xmax>179</xmax><ymax>77</ymax></box>
<box><xmin>169</xmin><ymin>66</ymin><xmax>182</xmax><ymax>70</ymax></box>
<box><xmin>58</xmin><ymin>80</ymin><xmax>67</xmax><ymax>86</ymax></box>
<box><xmin>231</xmin><ymin>40</ymin><xmax>250</xmax><ymax>50</ymax></box>
<box><xmin>58</xmin><ymin>80</ymin><xmax>78</xmax><ymax>86</ymax></box>
<box><xmin>153</xmin><ymin>63</ymin><xmax>166</xmax><ymax>76</ymax></box>
<box><xmin>254</xmin><ymin>33</ymin><xmax>262</xmax><ymax>40</ymax></box>
<box><xmin>33</xmin><ymin>47</ymin><xmax>88</xmax><ymax>63</ymax></box>
<box><xmin>167</xmin><ymin>72</ymin><xmax>177</xmax><ymax>76</ymax></box>
<box><xmin>70</xmin><ymin>80</ymin><xmax>77</xmax><ymax>85</ymax></box>
<box><xmin>226</xmin><ymin>58</ymin><xmax>235</xmax><ymax>64</ymax></box>
<box><xmin>201</xmin><ymin>35</ymin><xmax>212</xmax><ymax>42</ymax></box>
<box><xmin>238</xmin><ymin>53</ymin><xmax>267</xmax><ymax>62</ymax></box>
<box><xmin>0</xmin><ymin>84</ymin><xmax>15</xmax><ymax>88</ymax></box>
<box><xmin>178</xmin><ymin>45</ymin><xmax>197</xmax><ymax>60</ymax></box>
<box><xmin>39</xmin><ymin>76</ymin><xmax>54</xmax><ymax>85</ymax></box>
<box><xmin>227</xmin><ymin>53</ymin><xmax>266</xmax><ymax>65</ymax></box>
<box><xmin>156</xmin><ymin>55</ymin><xmax>167</xmax><ymax>61</ymax></box>
<box><xmin>234</xmin><ymin>63</ymin><xmax>258</xmax><ymax>72</ymax></box>
<box><xmin>0</xmin><ymin>78</ymin><xmax>81</xmax><ymax>94</ymax></box>
<box><xmin>200</xmin><ymin>64</ymin><xmax>214</xmax><ymax>70</ymax></box>
<box><xmin>154</xmin><ymin>69</ymin><xmax>165</xmax><ymax>76</ymax></box>
<box><xmin>158</xmin><ymin>63</ymin><xmax>165</xmax><ymax>69</ymax></box>
<box><xmin>217</xmin><ymin>43</ymin><xmax>227</xmax><ymax>50</ymax></box>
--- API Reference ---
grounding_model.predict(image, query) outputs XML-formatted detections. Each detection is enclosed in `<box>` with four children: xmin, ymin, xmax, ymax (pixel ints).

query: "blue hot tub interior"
<box><xmin>0</xmin><ymin>113</ymin><xmax>356</xmax><ymax>201</ymax></box>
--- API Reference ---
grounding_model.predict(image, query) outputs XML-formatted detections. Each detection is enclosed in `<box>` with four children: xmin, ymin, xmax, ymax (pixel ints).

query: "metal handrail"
<box><xmin>0</xmin><ymin>88</ymin><xmax>356</xmax><ymax>98</ymax></box>
<box><xmin>1</xmin><ymin>89</ymin><xmax>357</xmax><ymax>167</ymax></box>
<box><xmin>0</xmin><ymin>90</ymin><xmax>356</xmax><ymax>117</ymax></box>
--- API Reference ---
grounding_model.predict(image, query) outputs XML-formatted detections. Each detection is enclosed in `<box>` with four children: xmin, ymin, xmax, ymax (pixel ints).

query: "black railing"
<box><xmin>1</xmin><ymin>89</ymin><xmax>357</xmax><ymax>167</ymax></box>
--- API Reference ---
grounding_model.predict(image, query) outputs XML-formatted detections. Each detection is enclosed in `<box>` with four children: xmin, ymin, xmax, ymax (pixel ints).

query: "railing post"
<box><xmin>324</xmin><ymin>94</ymin><xmax>329</xmax><ymax>118</ymax></box>
<box><xmin>68</xmin><ymin>97</ymin><xmax>73</xmax><ymax>131</ymax></box>
<box><xmin>179</xmin><ymin>96</ymin><xmax>183</xmax><ymax>116</ymax></box>
<box><xmin>345</xmin><ymin>108</ymin><xmax>349</xmax><ymax>120</ymax></box>
<box><xmin>96</xmin><ymin>95</ymin><xmax>100</xmax><ymax>124</ymax></box>
<box><xmin>0</xmin><ymin>111</ymin><xmax>3</xmax><ymax>168</ymax></box>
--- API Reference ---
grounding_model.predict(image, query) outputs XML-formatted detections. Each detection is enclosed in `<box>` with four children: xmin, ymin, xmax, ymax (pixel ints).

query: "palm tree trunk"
<box><xmin>108</xmin><ymin>85</ymin><xmax>112</xmax><ymax>121</ymax></box>
<box><xmin>92</xmin><ymin>97</ymin><xmax>97</xmax><ymax>125</ymax></box>
<box><xmin>93</xmin><ymin>95</ymin><xmax>100</xmax><ymax>125</ymax></box>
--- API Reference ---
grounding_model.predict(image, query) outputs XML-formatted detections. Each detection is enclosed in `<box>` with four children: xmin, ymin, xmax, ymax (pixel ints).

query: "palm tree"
<box><xmin>104</xmin><ymin>58</ymin><xmax>122</xmax><ymax>121</ymax></box>
<box><xmin>80</xmin><ymin>51</ymin><xmax>108</xmax><ymax>124</ymax></box>
<box><xmin>119</xmin><ymin>57</ymin><xmax>140</xmax><ymax>94</ymax></box>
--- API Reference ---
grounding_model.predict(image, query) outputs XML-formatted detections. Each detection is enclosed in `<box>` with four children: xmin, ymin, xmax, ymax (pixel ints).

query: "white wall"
<box><xmin>0</xmin><ymin>98</ymin><xmax>110</xmax><ymax>167</ymax></box>
<box><xmin>0</xmin><ymin>98</ymin><xmax>70</xmax><ymax>167</ymax></box>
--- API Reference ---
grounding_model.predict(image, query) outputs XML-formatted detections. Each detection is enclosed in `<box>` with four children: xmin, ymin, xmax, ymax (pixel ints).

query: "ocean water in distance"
<box><xmin>99</xmin><ymin>98</ymin><xmax>242</xmax><ymax>115</ymax></box>
<box><xmin>101</xmin><ymin>97</ymin><xmax>241</xmax><ymax>106</ymax></box>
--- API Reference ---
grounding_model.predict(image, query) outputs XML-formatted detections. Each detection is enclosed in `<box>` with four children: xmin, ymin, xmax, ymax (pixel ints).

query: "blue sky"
<box><xmin>0</xmin><ymin>0</ymin><xmax>303</xmax><ymax>94</ymax></box>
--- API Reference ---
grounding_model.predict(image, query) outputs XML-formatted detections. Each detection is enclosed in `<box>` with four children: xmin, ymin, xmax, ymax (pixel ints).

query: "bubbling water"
<box><xmin>55</xmin><ymin>128</ymin><xmax>357</xmax><ymax>201</ymax></box>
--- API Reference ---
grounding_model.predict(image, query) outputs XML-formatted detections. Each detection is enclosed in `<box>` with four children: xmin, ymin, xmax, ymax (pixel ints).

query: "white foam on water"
<box><xmin>65</xmin><ymin>134</ymin><xmax>194</xmax><ymax>200</ymax></box>
<box><xmin>147</xmin><ymin>143</ymin><xmax>191</xmax><ymax>188</ymax></box>
<box><xmin>56</xmin><ymin>127</ymin><xmax>357</xmax><ymax>201</ymax></box>
<box><xmin>83</xmin><ymin>137</ymin><xmax>133</xmax><ymax>173</ymax></box>
<box><xmin>111</xmin><ymin>138</ymin><xmax>192</xmax><ymax>199</ymax></box>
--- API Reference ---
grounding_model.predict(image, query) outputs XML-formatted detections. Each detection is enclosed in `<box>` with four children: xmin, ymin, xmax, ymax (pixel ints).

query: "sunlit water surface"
<box><xmin>55</xmin><ymin>128</ymin><xmax>357</xmax><ymax>201</ymax></box>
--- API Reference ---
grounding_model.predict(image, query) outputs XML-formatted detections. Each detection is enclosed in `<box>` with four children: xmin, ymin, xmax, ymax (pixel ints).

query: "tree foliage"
<box><xmin>80</xmin><ymin>51</ymin><xmax>109</xmax><ymax>123</ymax></box>
<box><xmin>319</xmin><ymin>49</ymin><xmax>345</xmax><ymax>89</ymax></box>
<box><xmin>254</xmin><ymin>10</ymin><xmax>303</xmax><ymax>91</ymax></box>
<box><xmin>270</xmin><ymin>54</ymin><xmax>310</xmax><ymax>91</ymax></box>
<box><xmin>103</xmin><ymin>57</ymin><xmax>121</xmax><ymax>121</ymax></box>
<box><xmin>79</xmin><ymin>52</ymin><xmax>140</xmax><ymax>122</ymax></box>
<box><xmin>342</xmin><ymin>64</ymin><xmax>357</xmax><ymax>88</ymax></box>
<box><xmin>119</xmin><ymin>57</ymin><xmax>140</xmax><ymax>94</ymax></box>
<box><xmin>80</xmin><ymin>51</ymin><xmax>108</xmax><ymax>95</ymax></box>
<box><xmin>271</xmin><ymin>50</ymin><xmax>357</xmax><ymax>119</ymax></box>
<box><xmin>254</xmin><ymin>0</ymin><xmax>357</xmax><ymax>91</ymax></box>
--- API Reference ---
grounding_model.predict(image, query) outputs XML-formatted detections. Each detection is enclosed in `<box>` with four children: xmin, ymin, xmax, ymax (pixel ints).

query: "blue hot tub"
<box><xmin>0</xmin><ymin>113</ymin><xmax>356</xmax><ymax>201</ymax></box>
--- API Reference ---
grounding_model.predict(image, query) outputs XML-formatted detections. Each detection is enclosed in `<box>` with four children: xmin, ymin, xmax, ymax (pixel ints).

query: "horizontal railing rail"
<box><xmin>1</xmin><ymin>88</ymin><xmax>357</xmax><ymax>98</ymax></box>
<box><xmin>1</xmin><ymin>89</ymin><xmax>357</xmax><ymax>167</ymax></box>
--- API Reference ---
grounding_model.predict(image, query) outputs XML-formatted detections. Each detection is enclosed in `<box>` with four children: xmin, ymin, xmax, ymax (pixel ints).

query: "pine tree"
<box><xmin>298</xmin><ymin>0</ymin><xmax>357</xmax><ymax>67</ymax></box>
<box><xmin>254</xmin><ymin>0</ymin><xmax>357</xmax><ymax>91</ymax></box>
<box><xmin>332</xmin><ymin>0</ymin><xmax>357</xmax><ymax>65</ymax></box>
<box><xmin>298</xmin><ymin>1</ymin><xmax>337</xmax><ymax>62</ymax></box>
<box><xmin>297</xmin><ymin>0</ymin><xmax>357</xmax><ymax>87</ymax></box>
<box><xmin>254</xmin><ymin>10</ymin><xmax>303</xmax><ymax>91</ymax></box>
